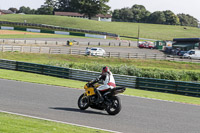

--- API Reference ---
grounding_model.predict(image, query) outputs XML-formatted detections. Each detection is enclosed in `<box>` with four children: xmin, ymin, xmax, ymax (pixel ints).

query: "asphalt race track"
<box><xmin>0</xmin><ymin>78</ymin><xmax>200</xmax><ymax>133</ymax></box>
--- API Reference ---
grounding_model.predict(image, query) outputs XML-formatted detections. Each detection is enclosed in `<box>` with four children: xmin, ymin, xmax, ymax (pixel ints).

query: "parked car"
<box><xmin>183</xmin><ymin>50</ymin><xmax>200</xmax><ymax>59</ymax></box>
<box><xmin>85</xmin><ymin>47</ymin><xmax>106</xmax><ymax>56</ymax></box>
<box><xmin>177</xmin><ymin>51</ymin><xmax>187</xmax><ymax>57</ymax></box>
<box><xmin>138</xmin><ymin>41</ymin><xmax>155</xmax><ymax>49</ymax></box>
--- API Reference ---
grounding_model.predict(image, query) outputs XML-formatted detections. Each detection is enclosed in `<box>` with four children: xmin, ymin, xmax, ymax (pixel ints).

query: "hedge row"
<box><xmin>45</xmin><ymin>62</ymin><xmax>200</xmax><ymax>82</ymax></box>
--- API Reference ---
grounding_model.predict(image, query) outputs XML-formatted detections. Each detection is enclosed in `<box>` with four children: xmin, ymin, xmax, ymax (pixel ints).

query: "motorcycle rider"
<box><xmin>87</xmin><ymin>66</ymin><xmax>116</xmax><ymax>103</ymax></box>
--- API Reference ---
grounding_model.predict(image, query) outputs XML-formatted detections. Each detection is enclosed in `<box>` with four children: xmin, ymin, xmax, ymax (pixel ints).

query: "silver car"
<box><xmin>85</xmin><ymin>47</ymin><xmax>106</xmax><ymax>56</ymax></box>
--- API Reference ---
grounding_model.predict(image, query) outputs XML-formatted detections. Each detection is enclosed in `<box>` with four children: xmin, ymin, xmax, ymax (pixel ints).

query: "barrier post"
<box><xmin>70</xmin><ymin>49</ymin><xmax>72</xmax><ymax>54</ymax></box>
<box><xmin>154</xmin><ymin>54</ymin><xmax>157</xmax><ymax>59</ymax></box>
<box><xmin>20</xmin><ymin>46</ymin><xmax>23</xmax><ymax>53</ymax></box>
<box><xmin>49</xmin><ymin>48</ymin><xmax>51</xmax><ymax>54</ymax></box>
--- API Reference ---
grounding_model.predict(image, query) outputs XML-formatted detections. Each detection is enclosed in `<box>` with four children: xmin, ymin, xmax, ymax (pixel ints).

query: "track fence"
<box><xmin>0</xmin><ymin>39</ymin><xmax>136</xmax><ymax>47</ymax></box>
<box><xmin>1</xmin><ymin>45</ymin><xmax>200</xmax><ymax>63</ymax></box>
<box><xmin>0</xmin><ymin>59</ymin><xmax>200</xmax><ymax>97</ymax></box>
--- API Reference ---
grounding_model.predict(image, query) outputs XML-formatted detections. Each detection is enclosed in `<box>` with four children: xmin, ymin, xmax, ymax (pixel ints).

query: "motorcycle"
<box><xmin>78</xmin><ymin>82</ymin><xmax>126</xmax><ymax>115</ymax></box>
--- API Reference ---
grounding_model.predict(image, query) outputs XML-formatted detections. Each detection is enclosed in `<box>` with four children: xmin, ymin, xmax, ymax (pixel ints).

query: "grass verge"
<box><xmin>0</xmin><ymin>14</ymin><xmax>200</xmax><ymax>40</ymax></box>
<box><xmin>0</xmin><ymin>112</ymin><xmax>110</xmax><ymax>133</ymax></box>
<box><xmin>1</xmin><ymin>52</ymin><xmax>200</xmax><ymax>72</ymax></box>
<box><xmin>0</xmin><ymin>68</ymin><xmax>199</xmax><ymax>105</ymax></box>
<box><xmin>1</xmin><ymin>52</ymin><xmax>200</xmax><ymax>81</ymax></box>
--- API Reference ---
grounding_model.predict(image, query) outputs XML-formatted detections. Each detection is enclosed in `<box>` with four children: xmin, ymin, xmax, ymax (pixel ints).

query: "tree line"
<box><xmin>112</xmin><ymin>4</ymin><xmax>199</xmax><ymax>27</ymax></box>
<box><xmin>8</xmin><ymin>0</ymin><xmax>110</xmax><ymax>19</ymax></box>
<box><xmin>7</xmin><ymin>0</ymin><xmax>199</xmax><ymax>27</ymax></box>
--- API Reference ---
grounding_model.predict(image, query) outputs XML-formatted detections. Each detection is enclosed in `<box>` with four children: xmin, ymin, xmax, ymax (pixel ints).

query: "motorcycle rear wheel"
<box><xmin>78</xmin><ymin>94</ymin><xmax>90</xmax><ymax>110</ymax></box>
<box><xmin>106</xmin><ymin>96</ymin><xmax>121</xmax><ymax>115</ymax></box>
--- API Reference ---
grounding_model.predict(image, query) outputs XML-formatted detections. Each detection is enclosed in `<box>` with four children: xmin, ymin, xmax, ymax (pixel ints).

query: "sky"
<box><xmin>0</xmin><ymin>0</ymin><xmax>199</xmax><ymax>21</ymax></box>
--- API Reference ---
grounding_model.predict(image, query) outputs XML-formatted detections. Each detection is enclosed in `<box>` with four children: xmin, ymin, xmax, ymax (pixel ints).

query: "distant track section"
<box><xmin>0</xmin><ymin>21</ymin><xmax>118</xmax><ymax>37</ymax></box>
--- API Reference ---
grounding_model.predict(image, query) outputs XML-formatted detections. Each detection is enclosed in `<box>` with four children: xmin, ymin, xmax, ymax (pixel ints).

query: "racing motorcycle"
<box><xmin>78</xmin><ymin>82</ymin><xmax>126</xmax><ymax>115</ymax></box>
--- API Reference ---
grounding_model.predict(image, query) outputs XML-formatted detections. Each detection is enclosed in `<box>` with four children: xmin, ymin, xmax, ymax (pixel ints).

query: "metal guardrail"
<box><xmin>136</xmin><ymin>77</ymin><xmax>200</xmax><ymax>97</ymax></box>
<box><xmin>0</xmin><ymin>59</ymin><xmax>16</xmax><ymax>70</ymax></box>
<box><xmin>1</xmin><ymin>59</ymin><xmax>200</xmax><ymax>97</ymax></box>
<box><xmin>0</xmin><ymin>59</ymin><xmax>136</xmax><ymax>88</ymax></box>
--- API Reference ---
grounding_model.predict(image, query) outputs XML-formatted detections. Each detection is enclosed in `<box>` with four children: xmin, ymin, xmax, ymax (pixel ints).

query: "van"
<box><xmin>183</xmin><ymin>50</ymin><xmax>200</xmax><ymax>59</ymax></box>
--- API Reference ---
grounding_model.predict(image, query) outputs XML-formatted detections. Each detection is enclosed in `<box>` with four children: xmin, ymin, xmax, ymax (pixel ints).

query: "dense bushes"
<box><xmin>45</xmin><ymin>62</ymin><xmax>200</xmax><ymax>81</ymax></box>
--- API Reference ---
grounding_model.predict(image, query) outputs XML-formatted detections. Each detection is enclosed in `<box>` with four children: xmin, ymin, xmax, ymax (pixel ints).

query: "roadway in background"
<box><xmin>1</xmin><ymin>38</ymin><xmax>164</xmax><ymax>56</ymax></box>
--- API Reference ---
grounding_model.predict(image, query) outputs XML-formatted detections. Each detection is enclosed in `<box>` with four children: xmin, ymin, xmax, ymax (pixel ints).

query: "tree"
<box><xmin>36</xmin><ymin>5</ymin><xmax>54</xmax><ymax>15</ymax></box>
<box><xmin>147</xmin><ymin>11</ymin><xmax>166</xmax><ymax>24</ymax></box>
<box><xmin>177</xmin><ymin>13</ymin><xmax>198</xmax><ymax>27</ymax></box>
<box><xmin>56</xmin><ymin>0</ymin><xmax>70</xmax><ymax>11</ymax></box>
<box><xmin>112</xmin><ymin>9</ymin><xmax>120</xmax><ymax>21</ymax></box>
<box><xmin>112</xmin><ymin>4</ymin><xmax>150</xmax><ymax>23</ymax></box>
<box><xmin>120</xmin><ymin>8</ymin><xmax>133</xmax><ymax>22</ymax></box>
<box><xmin>55</xmin><ymin>0</ymin><xmax>78</xmax><ymax>12</ymax></box>
<box><xmin>163</xmin><ymin>10</ymin><xmax>180</xmax><ymax>25</ymax></box>
<box><xmin>18</xmin><ymin>6</ymin><xmax>32</xmax><ymax>14</ymax></box>
<box><xmin>75</xmin><ymin>0</ymin><xmax>111</xmax><ymax>19</ymax></box>
<box><xmin>30</xmin><ymin>9</ymin><xmax>36</xmax><ymax>14</ymax></box>
<box><xmin>8</xmin><ymin>7</ymin><xmax>18</xmax><ymax>13</ymax></box>
<box><xmin>45</xmin><ymin>0</ymin><xmax>57</xmax><ymax>7</ymax></box>
<box><xmin>131</xmin><ymin>4</ymin><xmax>150</xmax><ymax>22</ymax></box>
<box><xmin>36</xmin><ymin>0</ymin><xmax>56</xmax><ymax>15</ymax></box>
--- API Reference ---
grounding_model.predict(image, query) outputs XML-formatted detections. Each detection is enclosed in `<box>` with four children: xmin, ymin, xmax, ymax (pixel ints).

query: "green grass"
<box><xmin>0</xmin><ymin>112</ymin><xmax>110</xmax><ymax>133</ymax></box>
<box><xmin>2</xmin><ymin>52</ymin><xmax>200</xmax><ymax>81</ymax></box>
<box><xmin>1</xmin><ymin>52</ymin><xmax>200</xmax><ymax>72</ymax></box>
<box><xmin>0</xmin><ymin>68</ymin><xmax>199</xmax><ymax>105</ymax></box>
<box><xmin>0</xmin><ymin>68</ymin><xmax>85</xmax><ymax>88</ymax></box>
<box><xmin>0</xmin><ymin>14</ymin><xmax>200</xmax><ymax>40</ymax></box>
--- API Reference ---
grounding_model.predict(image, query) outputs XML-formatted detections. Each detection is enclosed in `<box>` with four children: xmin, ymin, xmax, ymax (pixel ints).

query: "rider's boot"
<box><xmin>95</xmin><ymin>89</ymin><xmax>104</xmax><ymax>103</ymax></box>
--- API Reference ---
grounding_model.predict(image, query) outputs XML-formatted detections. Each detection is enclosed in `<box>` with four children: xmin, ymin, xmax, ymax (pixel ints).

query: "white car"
<box><xmin>85</xmin><ymin>47</ymin><xmax>106</xmax><ymax>56</ymax></box>
<box><xmin>183</xmin><ymin>50</ymin><xmax>200</xmax><ymax>59</ymax></box>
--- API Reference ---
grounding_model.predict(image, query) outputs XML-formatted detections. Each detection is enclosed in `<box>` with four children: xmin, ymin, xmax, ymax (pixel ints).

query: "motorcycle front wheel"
<box><xmin>78</xmin><ymin>94</ymin><xmax>90</xmax><ymax>110</ymax></box>
<box><xmin>106</xmin><ymin>96</ymin><xmax>121</xmax><ymax>115</ymax></box>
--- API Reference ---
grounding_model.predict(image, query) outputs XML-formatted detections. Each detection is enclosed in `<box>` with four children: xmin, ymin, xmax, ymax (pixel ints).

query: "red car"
<box><xmin>138</xmin><ymin>43</ymin><xmax>155</xmax><ymax>49</ymax></box>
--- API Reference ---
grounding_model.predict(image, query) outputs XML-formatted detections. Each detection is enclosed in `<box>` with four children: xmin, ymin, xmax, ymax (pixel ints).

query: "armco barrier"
<box><xmin>0</xmin><ymin>59</ymin><xmax>16</xmax><ymax>70</ymax></box>
<box><xmin>1</xmin><ymin>59</ymin><xmax>200</xmax><ymax>97</ymax></box>
<box><xmin>0</xmin><ymin>59</ymin><xmax>136</xmax><ymax>88</ymax></box>
<box><xmin>136</xmin><ymin>77</ymin><xmax>200</xmax><ymax>97</ymax></box>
